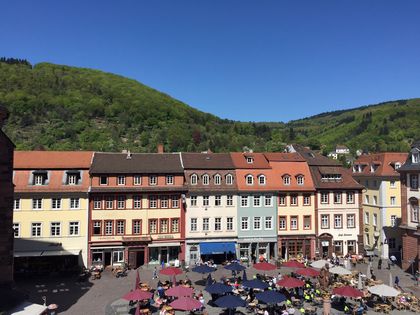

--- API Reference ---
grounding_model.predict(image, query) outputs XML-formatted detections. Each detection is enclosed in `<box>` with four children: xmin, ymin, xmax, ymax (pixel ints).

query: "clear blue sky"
<box><xmin>1</xmin><ymin>1</ymin><xmax>420</xmax><ymax>122</ymax></box>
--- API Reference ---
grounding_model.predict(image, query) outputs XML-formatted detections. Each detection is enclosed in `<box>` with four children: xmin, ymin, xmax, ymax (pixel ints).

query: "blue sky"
<box><xmin>1</xmin><ymin>1</ymin><xmax>420</xmax><ymax>122</ymax></box>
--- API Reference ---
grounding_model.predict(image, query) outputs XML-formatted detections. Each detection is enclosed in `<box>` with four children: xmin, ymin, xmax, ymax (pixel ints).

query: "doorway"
<box><xmin>136</xmin><ymin>251</ymin><xmax>145</xmax><ymax>267</ymax></box>
<box><xmin>104</xmin><ymin>252</ymin><xmax>112</xmax><ymax>266</ymax></box>
<box><xmin>161</xmin><ymin>248</ymin><xmax>168</xmax><ymax>263</ymax></box>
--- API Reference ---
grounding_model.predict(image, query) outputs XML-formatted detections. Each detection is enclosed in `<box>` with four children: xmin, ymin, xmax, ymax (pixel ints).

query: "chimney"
<box><xmin>157</xmin><ymin>144</ymin><xmax>164</xmax><ymax>154</ymax></box>
<box><xmin>0</xmin><ymin>105</ymin><xmax>9</xmax><ymax>128</ymax></box>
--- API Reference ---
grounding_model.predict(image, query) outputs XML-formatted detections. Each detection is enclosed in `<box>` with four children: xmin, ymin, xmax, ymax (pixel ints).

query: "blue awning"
<box><xmin>200</xmin><ymin>242</ymin><xmax>236</xmax><ymax>255</ymax></box>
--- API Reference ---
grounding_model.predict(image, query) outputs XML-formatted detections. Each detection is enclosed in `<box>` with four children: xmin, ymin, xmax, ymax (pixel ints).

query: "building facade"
<box><xmin>353</xmin><ymin>153</ymin><xmax>407</xmax><ymax>259</ymax></box>
<box><xmin>182</xmin><ymin>153</ymin><xmax>238</xmax><ymax>265</ymax></box>
<box><xmin>13</xmin><ymin>151</ymin><xmax>93</xmax><ymax>272</ymax></box>
<box><xmin>88</xmin><ymin>152</ymin><xmax>186</xmax><ymax>268</ymax></box>
<box><xmin>398</xmin><ymin>142</ymin><xmax>420</xmax><ymax>272</ymax></box>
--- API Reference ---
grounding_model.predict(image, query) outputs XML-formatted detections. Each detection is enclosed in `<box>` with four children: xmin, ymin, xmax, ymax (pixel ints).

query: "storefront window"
<box><xmin>113</xmin><ymin>250</ymin><xmax>124</xmax><ymax>263</ymax></box>
<box><xmin>258</xmin><ymin>243</ymin><xmax>268</xmax><ymax>261</ymax></box>
<box><xmin>347</xmin><ymin>240</ymin><xmax>356</xmax><ymax>254</ymax></box>
<box><xmin>149</xmin><ymin>248</ymin><xmax>159</xmax><ymax>264</ymax></box>
<box><xmin>169</xmin><ymin>247</ymin><xmax>179</xmax><ymax>262</ymax></box>
<box><xmin>334</xmin><ymin>241</ymin><xmax>343</xmax><ymax>255</ymax></box>
<box><xmin>239</xmin><ymin>244</ymin><xmax>250</xmax><ymax>261</ymax></box>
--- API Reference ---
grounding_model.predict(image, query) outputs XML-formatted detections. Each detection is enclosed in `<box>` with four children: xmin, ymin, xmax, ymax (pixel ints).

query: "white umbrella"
<box><xmin>368</xmin><ymin>284</ymin><xmax>400</xmax><ymax>297</ymax></box>
<box><xmin>330</xmin><ymin>266</ymin><xmax>352</xmax><ymax>275</ymax></box>
<box><xmin>310</xmin><ymin>259</ymin><xmax>333</xmax><ymax>269</ymax></box>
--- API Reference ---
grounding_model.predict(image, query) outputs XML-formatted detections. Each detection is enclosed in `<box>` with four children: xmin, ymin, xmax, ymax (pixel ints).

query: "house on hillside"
<box><xmin>328</xmin><ymin>145</ymin><xmax>350</xmax><ymax>160</ymax></box>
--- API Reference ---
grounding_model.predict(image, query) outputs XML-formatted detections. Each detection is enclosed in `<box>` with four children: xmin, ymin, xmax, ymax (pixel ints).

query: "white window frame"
<box><xmin>214</xmin><ymin>174</ymin><xmax>221</xmax><ymax>185</ymax></box>
<box><xmin>334</xmin><ymin>214</ymin><xmax>342</xmax><ymax>228</ymax></box>
<box><xmin>31</xmin><ymin>222</ymin><xmax>42</xmax><ymax>237</ymax></box>
<box><xmin>227</xmin><ymin>217</ymin><xmax>234</xmax><ymax>231</ymax></box>
<box><xmin>253</xmin><ymin>216</ymin><xmax>262</xmax><ymax>230</ymax></box>
<box><xmin>290</xmin><ymin>195</ymin><xmax>298</xmax><ymax>206</ymax></box>
<box><xmin>190</xmin><ymin>174</ymin><xmax>198</xmax><ymax>185</ymax></box>
<box><xmin>69</xmin><ymin>221</ymin><xmax>80</xmax><ymax>236</ymax></box>
<box><xmin>240</xmin><ymin>195</ymin><xmax>248</xmax><ymax>207</ymax></box>
<box><xmin>93</xmin><ymin>197</ymin><xmax>102</xmax><ymax>209</ymax></box>
<box><xmin>67</xmin><ymin>173</ymin><xmax>78</xmax><ymax>185</ymax></box>
<box><xmin>346</xmin><ymin>191</ymin><xmax>354</xmax><ymax>204</ymax></box>
<box><xmin>202</xmin><ymin>174</ymin><xmax>210</xmax><ymax>185</ymax></box>
<box><xmin>215</xmin><ymin>195</ymin><xmax>222</xmax><ymax>207</ymax></box>
<box><xmin>297</xmin><ymin>175</ymin><xmax>304</xmax><ymax>185</ymax></box>
<box><xmin>253</xmin><ymin>195</ymin><xmax>261</xmax><ymax>207</ymax></box>
<box><xmin>391</xmin><ymin>215</ymin><xmax>397</xmax><ymax>227</ymax></box>
<box><xmin>50</xmin><ymin>222</ymin><xmax>61</xmax><ymax>237</ymax></box>
<box><xmin>258</xmin><ymin>175</ymin><xmax>266</xmax><ymax>185</ymax></box>
<box><xmin>117</xmin><ymin>175</ymin><xmax>126</xmax><ymax>186</ymax></box>
<box><xmin>190</xmin><ymin>218</ymin><xmax>197</xmax><ymax>231</ymax></box>
<box><xmin>166</xmin><ymin>175</ymin><xmax>174</xmax><ymax>185</ymax></box>
<box><xmin>365</xmin><ymin>212</ymin><xmax>370</xmax><ymax>224</ymax></box>
<box><xmin>190</xmin><ymin>196</ymin><xmax>197</xmax><ymax>207</ymax></box>
<box><xmin>321</xmin><ymin>192</ymin><xmax>329</xmax><ymax>204</ymax></box>
<box><xmin>171</xmin><ymin>196</ymin><xmax>179</xmax><ymax>208</ymax></box>
<box><xmin>51</xmin><ymin>198</ymin><xmax>61</xmax><ymax>210</ymax></box>
<box><xmin>283</xmin><ymin>175</ymin><xmax>290</xmax><ymax>185</ymax></box>
<box><xmin>203</xmin><ymin>196</ymin><xmax>210</xmax><ymax>207</ymax></box>
<box><xmin>390</xmin><ymin>196</ymin><xmax>396</xmax><ymax>205</ymax></box>
<box><xmin>202</xmin><ymin>218</ymin><xmax>210</xmax><ymax>231</ymax></box>
<box><xmin>160</xmin><ymin>196</ymin><xmax>169</xmax><ymax>208</ymax></box>
<box><xmin>133</xmin><ymin>195</ymin><xmax>142</xmax><ymax>209</ymax></box>
<box><xmin>214</xmin><ymin>217</ymin><xmax>222</xmax><ymax>231</ymax></box>
<box><xmin>117</xmin><ymin>195</ymin><xmax>125</xmax><ymax>209</ymax></box>
<box><xmin>226</xmin><ymin>174</ymin><xmax>233</xmax><ymax>185</ymax></box>
<box><xmin>14</xmin><ymin>198</ymin><xmax>20</xmax><ymax>210</ymax></box>
<box><xmin>149</xmin><ymin>196</ymin><xmax>158</xmax><ymax>208</ymax></box>
<box><xmin>290</xmin><ymin>216</ymin><xmax>298</xmax><ymax>230</ymax></box>
<box><xmin>149</xmin><ymin>175</ymin><xmax>157</xmax><ymax>186</ymax></box>
<box><xmin>116</xmin><ymin>220</ymin><xmax>125</xmax><ymax>235</ymax></box>
<box><xmin>241</xmin><ymin>217</ymin><xmax>250</xmax><ymax>230</ymax></box>
<box><xmin>334</xmin><ymin>192</ymin><xmax>342</xmax><ymax>204</ymax></box>
<box><xmin>246</xmin><ymin>175</ymin><xmax>254</xmax><ymax>185</ymax></box>
<box><xmin>13</xmin><ymin>223</ymin><xmax>20</xmax><ymax>238</ymax></box>
<box><xmin>264</xmin><ymin>195</ymin><xmax>272</xmax><ymax>207</ymax></box>
<box><xmin>265</xmin><ymin>216</ymin><xmax>273</xmax><ymax>230</ymax></box>
<box><xmin>133</xmin><ymin>175</ymin><xmax>142</xmax><ymax>185</ymax></box>
<box><xmin>303</xmin><ymin>195</ymin><xmax>310</xmax><ymax>206</ymax></box>
<box><xmin>321</xmin><ymin>215</ymin><xmax>329</xmax><ymax>229</ymax></box>
<box><xmin>412</xmin><ymin>152</ymin><xmax>419</xmax><ymax>164</ymax></box>
<box><xmin>279</xmin><ymin>217</ymin><xmax>286</xmax><ymax>230</ymax></box>
<box><xmin>347</xmin><ymin>214</ymin><xmax>355</xmax><ymax>228</ymax></box>
<box><xmin>226</xmin><ymin>195</ymin><xmax>233</xmax><ymax>206</ymax></box>
<box><xmin>70</xmin><ymin>198</ymin><xmax>80</xmax><ymax>209</ymax></box>
<box><xmin>32</xmin><ymin>198</ymin><xmax>42</xmax><ymax>210</ymax></box>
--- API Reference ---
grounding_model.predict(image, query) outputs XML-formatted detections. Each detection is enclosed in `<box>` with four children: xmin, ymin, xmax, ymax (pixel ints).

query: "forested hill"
<box><xmin>0</xmin><ymin>59</ymin><xmax>419</xmax><ymax>153</ymax></box>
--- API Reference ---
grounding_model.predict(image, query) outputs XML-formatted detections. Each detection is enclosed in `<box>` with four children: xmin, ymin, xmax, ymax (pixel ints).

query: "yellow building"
<box><xmin>353</xmin><ymin>153</ymin><xmax>407</xmax><ymax>259</ymax></box>
<box><xmin>13</xmin><ymin>151</ymin><xmax>93</xmax><ymax>272</ymax></box>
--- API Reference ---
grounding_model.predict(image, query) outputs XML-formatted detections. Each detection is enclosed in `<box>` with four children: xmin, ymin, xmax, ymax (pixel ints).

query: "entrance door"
<box><xmin>128</xmin><ymin>251</ymin><xmax>137</xmax><ymax>269</ymax></box>
<box><xmin>104</xmin><ymin>252</ymin><xmax>112</xmax><ymax>266</ymax></box>
<box><xmin>136</xmin><ymin>251</ymin><xmax>145</xmax><ymax>267</ymax></box>
<box><xmin>161</xmin><ymin>248</ymin><xmax>168</xmax><ymax>263</ymax></box>
<box><xmin>319</xmin><ymin>234</ymin><xmax>333</xmax><ymax>258</ymax></box>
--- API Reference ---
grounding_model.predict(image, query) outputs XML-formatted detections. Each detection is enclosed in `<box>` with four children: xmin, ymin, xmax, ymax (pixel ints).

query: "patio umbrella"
<box><xmin>160</xmin><ymin>267</ymin><xmax>183</xmax><ymax>276</ymax></box>
<box><xmin>296</xmin><ymin>268</ymin><xmax>320</xmax><ymax>278</ymax></box>
<box><xmin>330</xmin><ymin>266</ymin><xmax>352</xmax><ymax>275</ymax></box>
<box><xmin>166</xmin><ymin>285</ymin><xmax>194</xmax><ymax>297</ymax></box>
<box><xmin>254</xmin><ymin>262</ymin><xmax>277</xmax><ymax>271</ymax></box>
<box><xmin>282</xmin><ymin>260</ymin><xmax>305</xmax><ymax>268</ymax></box>
<box><xmin>277</xmin><ymin>276</ymin><xmax>305</xmax><ymax>288</ymax></box>
<box><xmin>224</xmin><ymin>262</ymin><xmax>246</xmax><ymax>271</ymax></box>
<box><xmin>256</xmin><ymin>291</ymin><xmax>287</xmax><ymax>304</ymax></box>
<box><xmin>122</xmin><ymin>289</ymin><xmax>153</xmax><ymax>301</ymax></box>
<box><xmin>215</xmin><ymin>295</ymin><xmax>246</xmax><ymax>308</ymax></box>
<box><xmin>205</xmin><ymin>282</ymin><xmax>233</xmax><ymax>294</ymax></box>
<box><xmin>368</xmin><ymin>284</ymin><xmax>400</xmax><ymax>297</ymax></box>
<box><xmin>192</xmin><ymin>264</ymin><xmax>216</xmax><ymax>274</ymax></box>
<box><xmin>310</xmin><ymin>260</ymin><xmax>333</xmax><ymax>269</ymax></box>
<box><xmin>242</xmin><ymin>279</ymin><xmax>269</xmax><ymax>290</ymax></box>
<box><xmin>332</xmin><ymin>286</ymin><xmax>364</xmax><ymax>298</ymax></box>
<box><xmin>170</xmin><ymin>296</ymin><xmax>202</xmax><ymax>311</ymax></box>
<box><xmin>134</xmin><ymin>269</ymin><xmax>140</xmax><ymax>289</ymax></box>
<box><xmin>242</xmin><ymin>270</ymin><xmax>248</xmax><ymax>282</ymax></box>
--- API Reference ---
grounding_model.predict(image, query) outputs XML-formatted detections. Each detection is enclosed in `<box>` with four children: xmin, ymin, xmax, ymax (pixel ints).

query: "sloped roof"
<box><xmin>291</xmin><ymin>144</ymin><xmax>339</xmax><ymax>166</ymax></box>
<box><xmin>230</xmin><ymin>152</ymin><xmax>271</xmax><ymax>169</ymax></box>
<box><xmin>264</xmin><ymin>152</ymin><xmax>306</xmax><ymax>162</ymax></box>
<box><xmin>310</xmin><ymin>166</ymin><xmax>364</xmax><ymax>189</ymax></box>
<box><xmin>14</xmin><ymin>151</ymin><xmax>93</xmax><ymax>169</ymax></box>
<box><xmin>181</xmin><ymin>153</ymin><xmax>234</xmax><ymax>169</ymax></box>
<box><xmin>354</xmin><ymin>153</ymin><xmax>408</xmax><ymax>176</ymax></box>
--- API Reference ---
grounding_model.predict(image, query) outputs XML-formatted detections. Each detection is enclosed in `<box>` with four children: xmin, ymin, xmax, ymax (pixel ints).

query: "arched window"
<box><xmin>226</xmin><ymin>174</ymin><xmax>234</xmax><ymax>185</ymax></box>
<box><xmin>283</xmin><ymin>175</ymin><xmax>291</xmax><ymax>185</ymax></box>
<box><xmin>246</xmin><ymin>174</ymin><xmax>254</xmax><ymax>185</ymax></box>
<box><xmin>202</xmin><ymin>174</ymin><xmax>210</xmax><ymax>185</ymax></box>
<box><xmin>410</xmin><ymin>197</ymin><xmax>419</xmax><ymax>223</ymax></box>
<box><xmin>258</xmin><ymin>175</ymin><xmax>266</xmax><ymax>185</ymax></box>
<box><xmin>214</xmin><ymin>174</ymin><xmax>221</xmax><ymax>185</ymax></box>
<box><xmin>190</xmin><ymin>174</ymin><xmax>198</xmax><ymax>185</ymax></box>
<box><xmin>297</xmin><ymin>175</ymin><xmax>304</xmax><ymax>185</ymax></box>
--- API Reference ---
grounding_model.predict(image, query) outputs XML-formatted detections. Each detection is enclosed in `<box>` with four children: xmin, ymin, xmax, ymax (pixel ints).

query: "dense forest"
<box><xmin>0</xmin><ymin>59</ymin><xmax>419</xmax><ymax>153</ymax></box>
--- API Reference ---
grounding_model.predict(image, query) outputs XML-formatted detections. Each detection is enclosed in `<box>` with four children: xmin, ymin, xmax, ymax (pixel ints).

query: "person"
<box><xmin>174</xmin><ymin>258</ymin><xmax>180</xmax><ymax>268</ymax></box>
<box><xmin>390</xmin><ymin>255</ymin><xmax>397</xmax><ymax>266</ymax></box>
<box><xmin>395</xmin><ymin>275</ymin><xmax>400</xmax><ymax>287</ymax></box>
<box><xmin>161</xmin><ymin>260</ymin><xmax>165</xmax><ymax>270</ymax></box>
<box><xmin>199</xmin><ymin>295</ymin><xmax>205</xmax><ymax>310</ymax></box>
<box><xmin>415</xmin><ymin>270</ymin><xmax>420</xmax><ymax>286</ymax></box>
<box><xmin>378</xmin><ymin>258</ymin><xmax>382</xmax><ymax>270</ymax></box>
<box><xmin>153</xmin><ymin>266</ymin><xmax>158</xmax><ymax>279</ymax></box>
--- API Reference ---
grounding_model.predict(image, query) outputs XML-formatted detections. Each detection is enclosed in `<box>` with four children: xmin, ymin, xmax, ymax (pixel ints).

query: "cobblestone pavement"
<box><xmin>13</xmin><ymin>259</ymin><xmax>420</xmax><ymax>315</ymax></box>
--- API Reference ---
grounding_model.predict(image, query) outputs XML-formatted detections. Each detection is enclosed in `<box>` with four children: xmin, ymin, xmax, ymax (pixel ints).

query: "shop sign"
<box><xmin>338</xmin><ymin>233</ymin><xmax>354</xmax><ymax>237</ymax></box>
<box><xmin>157</xmin><ymin>235</ymin><xmax>174</xmax><ymax>239</ymax></box>
<box><xmin>190</xmin><ymin>246</ymin><xmax>198</xmax><ymax>251</ymax></box>
<box><xmin>122</xmin><ymin>236</ymin><xmax>151</xmax><ymax>242</ymax></box>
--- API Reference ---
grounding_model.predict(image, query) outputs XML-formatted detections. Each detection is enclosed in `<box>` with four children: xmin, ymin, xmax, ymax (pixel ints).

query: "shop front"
<box><xmin>199</xmin><ymin>242</ymin><xmax>237</xmax><ymax>264</ymax></box>
<box><xmin>238</xmin><ymin>238</ymin><xmax>277</xmax><ymax>263</ymax></box>
<box><xmin>90</xmin><ymin>245</ymin><xmax>125</xmax><ymax>267</ymax></box>
<box><xmin>148</xmin><ymin>242</ymin><xmax>181</xmax><ymax>266</ymax></box>
<box><xmin>278</xmin><ymin>236</ymin><xmax>315</xmax><ymax>260</ymax></box>
<box><xmin>316</xmin><ymin>233</ymin><xmax>358</xmax><ymax>258</ymax></box>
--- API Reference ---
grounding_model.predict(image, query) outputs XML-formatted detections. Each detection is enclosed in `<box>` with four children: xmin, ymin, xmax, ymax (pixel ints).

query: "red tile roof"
<box><xmin>230</xmin><ymin>152</ymin><xmax>271</xmax><ymax>169</ymax></box>
<box><xmin>353</xmin><ymin>153</ymin><xmax>408</xmax><ymax>177</ymax></box>
<box><xmin>14</xmin><ymin>151</ymin><xmax>93</xmax><ymax>169</ymax></box>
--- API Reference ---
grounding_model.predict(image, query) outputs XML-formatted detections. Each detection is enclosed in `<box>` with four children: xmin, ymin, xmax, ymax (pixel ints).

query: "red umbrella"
<box><xmin>166</xmin><ymin>285</ymin><xmax>194</xmax><ymax>297</ymax></box>
<box><xmin>296</xmin><ymin>268</ymin><xmax>320</xmax><ymax>278</ymax></box>
<box><xmin>277</xmin><ymin>276</ymin><xmax>305</xmax><ymax>288</ymax></box>
<box><xmin>253</xmin><ymin>262</ymin><xmax>277</xmax><ymax>271</ymax></box>
<box><xmin>122</xmin><ymin>289</ymin><xmax>153</xmax><ymax>301</ymax></box>
<box><xmin>282</xmin><ymin>260</ymin><xmax>305</xmax><ymax>268</ymax></box>
<box><xmin>170</xmin><ymin>296</ymin><xmax>202</xmax><ymax>311</ymax></box>
<box><xmin>333</xmin><ymin>286</ymin><xmax>364</xmax><ymax>298</ymax></box>
<box><xmin>160</xmin><ymin>267</ymin><xmax>183</xmax><ymax>276</ymax></box>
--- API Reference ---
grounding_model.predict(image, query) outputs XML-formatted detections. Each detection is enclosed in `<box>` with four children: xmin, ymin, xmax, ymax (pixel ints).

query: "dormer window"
<box><xmin>202</xmin><ymin>174</ymin><xmax>209</xmax><ymax>185</ymax></box>
<box><xmin>214</xmin><ymin>174</ymin><xmax>221</xmax><ymax>185</ymax></box>
<box><xmin>166</xmin><ymin>175</ymin><xmax>174</xmax><ymax>185</ymax></box>
<box><xmin>394</xmin><ymin>162</ymin><xmax>401</xmax><ymax>170</ymax></box>
<box><xmin>246</xmin><ymin>157</ymin><xmax>254</xmax><ymax>164</ymax></box>
<box><xmin>283</xmin><ymin>175</ymin><xmax>291</xmax><ymax>185</ymax></box>
<box><xmin>370</xmin><ymin>164</ymin><xmax>378</xmax><ymax>173</ymax></box>
<box><xmin>412</xmin><ymin>153</ymin><xmax>419</xmax><ymax>164</ymax></box>
<box><xmin>352</xmin><ymin>165</ymin><xmax>363</xmax><ymax>173</ymax></box>
<box><xmin>190</xmin><ymin>174</ymin><xmax>198</xmax><ymax>185</ymax></box>
<box><xmin>258</xmin><ymin>175</ymin><xmax>266</xmax><ymax>185</ymax></box>
<box><xmin>133</xmin><ymin>175</ymin><xmax>142</xmax><ymax>185</ymax></box>
<box><xmin>246</xmin><ymin>175</ymin><xmax>254</xmax><ymax>185</ymax></box>
<box><xmin>297</xmin><ymin>175</ymin><xmax>304</xmax><ymax>185</ymax></box>
<box><xmin>100</xmin><ymin>176</ymin><xmax>108</xmax><ymax>185</ymax></box>
<box><xmin>149</xmin><ymin>175</ymin><xmax>157</xmax><ymax>186</ymax></box>
<box><xmin>66</xmin><ymin>171</ymin><xmax>81</xmax><ymax>185</ymax></box>
<box><xmin>226</xmin><ymin>174</ymin><xmax>233</xmax><ymax>185</ymax></box>
<box><xmin>33</xmin><ymin>171</ymin><xmax>48</xmax><ymax>186</ymax></box>
<box><xmin>117</xmin><ymin>175</ymin><xmax>126</xmax><ymax>185</ymax></box>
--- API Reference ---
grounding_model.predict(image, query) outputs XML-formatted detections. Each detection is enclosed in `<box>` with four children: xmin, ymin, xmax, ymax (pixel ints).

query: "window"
<box><xmin>149</xmin><ymin>219</ymin><xmax>158</xmax><ymax>234</ymax></box>
<box><xmin>241</xmin><ymin>217</ymin><xmax>249</xmax><ymax>230</ymax></box>
<box><xmin>117</xmin><ymin>195</ymin><xmax>126</xmax><ymax>209</ymax></box>
<box><xmin>412</xmin><ymin>152</ymin><xmax>419</xmax><ymax>163</ymax></box>
<box><xmin>166</xmin><ymin>175</ymin><xmax>174</xmax><ymax>185</ymax></box>
<box><xmin>303</xmin><ymin>216</ymin><xmax>311</xmax><ymax>230</ymax></box>
<box><xmin>171</xmin><ymin>195</ymin><xmax>179</xmax><ymax>208</ymax></box>
<box><xmin>410</xmin><ymin>198</ymin><xmax>419</xmax><ymax>222</ymax></box>
<box><xmin>203</xmin><ymin>196</ymin><xmax>209</xmax><ymax>206</ymax></box>
<box><xmin>253</xmin><ymin>195</ymin><xmax>261</xmax><ymax>207</ymax></box>
<box><xmin>410</xmin><ymin>174</ymin><xmax>419</xmax><ymax>189</ymax></box>
<box><xmin>67</xmin><ymin>172</ymin><xmax>80</xmax><ymax>185</ymax></box>
<box><xmin>50</xmin><ymin>222</ymin><xmax>61</xmax><ymax>236</ymax></box>
<box><xmin>133</xmin><ymin>175</ymin><xmax>142</xmax><ymax>185</ymax></box>
<box><xmin>113</xmin><ymin>251</ymin><xmax>124</xmax><ymax>263</ymax></box>
<box><xmin>246</xmin><ymin>175</ymin><xmax>254</xmax><ymax>185</ymax></box>
<box><xmin>334</xmin><ymin>192</ymin><xmax>342</xmax><ymax>204</ymax></box>
<box><xmin>133</xmin><ymin>220</ymin><xmax>142</xmax><ymax>234</ymax></box>
<box><xmin>214</xmin><ymin>217</ymin><xmax>222</xmax><ymax>231</ymax></box>
<box><xmin>365</xmin><ymin>212</ymin><xmax>370</xmax><ymax>224</ymax></box>
<box><xmin>133</xmin><ymin>195</ymin><xmax>142</xmax><ymax>209</ymax></box>
<box><xmin>149</xmin><ymin>175</ymin><xmax>157</xmax><ymax>186</ymax></box>
<box><xmin>283</xmin><ymin>175</ymin><xmax>290</xmax><ymax>185</ymax></box>
<box><xmin>334</xmin><ymin>241</ymin><xmax>343</xmax><ymax>255</ymax></box>
<box><xmin>13</xmin><ymin>223</ymin><xmax>20</xmax><ymax>237</ymax></box>
<box><xmin>214</xmin><ymin>174</ymin><xmax>221</xmax><ymax>185</ymax></box>
<box><xmin>33</xmin><ymin>173</ymin><xmax>47</xmax><ymax>185</ymax></box>
<box><xmin>69</xmin><ymin>222</ymin><xmax>79</xmax><ymax>236</ymax></box>
<box><xmin>346</xmin><ymin>191</ymin><xmax>354</xmax><ymax>204</ymax></box>
<box><xmin>117</xmin><ymin>175</ymin><xmax>126</xmax><ymax>185</ymax></box>
<box><xmin>202</xmin><ymin>174</ymin><xmax>209</xmax><ymax>185</ymax></box>
<box><xmin>246</xmin><ymin>157</ymin><xmax>254</xmax><ymax>164</ymax></box>
<box><xmin>303</xmin><ymin>195</ymin><xmax>310</xmax><ymax>206</ymax></box>
<box><xmin>253</xmin><ymin>217</ymin><xmax>261</xmax><ymax>230</ymax></box>
<box><xmin>264</xmin><ymin>195</ymin><xmax>272</xmax><ymax>207</ymax></box>
<box><xmin>171</xmin><ymin>218</ymin><xmax>179</xmax><ymax>233</ymax></box>
<box><xmin>105</xmin><ymin>196</ymin><xmax>114</xmax><ymax>209</ymax></box>
<box><xmin>52</xmin><ymin>198</ymin><xmax>61</xmax><ymax>209</ymax></box>
<box><xmin>32</xmin><ymin>198</ymin><xmax>42</xmax><ymax>210</ymax></box>
<box><xmin>70</xmin><ymin>198</ymin><xmax>80</xmax><ymax>209</ymax></box>
<box><xmin>279</xmin><ymin>195</ymin><xmax>286</xmax><ymax>206</ymax></box>
<box><xmin>321</xmin><ymin>215</ymin><xmax>329</xmax><ymax>229</ymax></box>
<box><xmin>390</xmin><ymin>215</ymin><xmax>397</xmax><ymax>227</ymax></box>
<box><xmin>290</xmin><ymin>195</ymin><xmax>298</xmax><ymax>206</ymax></box>
<box><xmin>190</xmin><ymin>174</ymin><xmax>198</xmax><ymax>185</ymax></box>
<box><xmin>161</xmin><ymin>196</ymin><xmax>169</xmax><ymax>208</ymax></box>
<box><xmin>373</xmin><ymin>213</ymin><xmax>377</xmax><ymax>226</ymax></box>
<box><xmin>240</xmin><ymin>195</ymin><xmax>248</xmax><ymax>207</ymax></box>
<box><xmin>105</xmin><ymin>221</ymin><xmax>113</xmax><ymax>235</ymax></box>
<box><xmin>227</xmin><ymin>217</ymin><xmax>234</xmax><ymax>231</ymax></box>
<box><xmin>226</xmin><ymin>174</ymin><xmax>233</xmax><ymax>185</ymax></box>
<box><xmin>365</xmin><ymin>233</ymin><xmax>370</xmax><ymax>245</ymax></box>
<box><xmin>395</xmin><ymin>163</ymin><xmax>401</xmax><ymax>170</ymax></box>
<box><xmin>190</xmin><ymin>196</ymin><xmax>197</xmax><ymax>207</ymax></box>
<box><xmin>390</xmin><ymin>180</ymin><xmax>396</xmax><ymax>188</ymax></box>
<box><xmin>365</xmin><ymin>195</ymin><xmax>370</xmax><ymax>204</ymax></box>
<box><xmin>160</xmin><ymin>219</ymin><xmax>169</xmax><ymax>233</ymax></box>
<box><xmin>279</xmin><ymin>216</ymin><xmax>286</xmax><ymax>230</ymax></box>
<box><xmin>265</xmin><ymin>216</ymin><xmax>273</xmax><ymax>230</ymax></box>
<box><xmin>390</xmin><ymin>196</ymin><xmax>396</xmax><ymax>205</ymax></box>
<box><xmin>290</xmin><ymin>216</ymin><xmax>298</xmax><ymax>230</ymax></box>
<box><xmin>93</xmin><ymin>221</ymin><xmax>101</xmax><ymax>235</ymax></box>
<box><xmin>258</xmin><ymin>175</ymin><xmax>266</xmax><ymax>185</ymax></box>
<box><xmin>14</xmin><ymin>199</ymin><xmax>20</xmax><ymax>210</ymax></box>
<box><xmin>202</xmin><ymin>218</ymin><xmax>209</xmax><ymax>231</ymax></box>
<box><xmin>215</xmin><ymin>195</ymin><xmax>222</xmax><ymax>206</ymax></box>
<box><xmin>347</xmin><ymin>214</ymin><xmax>355</xmax><ymax>228</ymax></box>
<box><xmin>297</xmin><ymin>175</ymin><xmax>304</xmax><ymax>185</ymax></box>
<box><xmin>334</xmin><ymin>215</ymin><xmax>342</xmax><ymax>228</ymax></box>
<box><xmin>149</xmin><ymin>196</ymin><xmax>158</xmax><ymax>208</ymax></box>
<box><xmin>31</xmin><ymin>223</ymin><xmax>42</xmax><ymax>237</ymax></box>
<box><xmin>227</xmin><ymin>195</ymin><xmax>233</xmax><ymax>206</ymax></box>
<box><xmin>100</xmin><ymin>176</ymin><xmax>108</xmax><ymax>185</ymax></box>
<box><xmin>321</xmin><ymin>192</ymin><xmax>329</xmax><ymax>204</ymax></box>
<box><xmin>116</xmin><ymin>221</ymin><xmax>125</xmax><ymax>235</ymax></box>
<box><xmin>347</xmin><ymin>240</ymin><xmax>356</xmax><ymax>254</ymax></box>
<box><xmin>93</xmin><ymin>197</ymin><xmax>102</xmax><ymax>209</ymax></box>
<box><xmin>190</xmin><ymin>218</ymin><xmax>197</xmax><ymax>231</ymax></box>
<box><xmin>373</xmin><ymin>196</ymin><xmax>377</xmax><ymax>205</ymax></box>
<box><xmin>388</xmin><ymin>238</ymin><xmax>396</xmax><ymax>249</ymax></box>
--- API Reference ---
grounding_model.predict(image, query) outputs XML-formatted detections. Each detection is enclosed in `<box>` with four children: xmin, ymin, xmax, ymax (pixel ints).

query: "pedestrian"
<box><xmin>153</xmin><ymin>266</ymin><xmax>158</xmax><ymax>279</ymax></box>
<box><xmin>378</xmin><ymin>258</ymin><xmax>382</xmax><ymax>270</ymax></box>
<box><xmin>387</xmin><ymin>260</ymin><xmax>391</xmax><ymax>270</ymax></box>
<box><xmin>161</xmin><ymin>260</ymin><xmax>165</xmax><ymax>270</ymax></box>
<box><xmin>395</xmin><ymin>275</ymin><xmax>400</xmax><ymax>287</ymax></box>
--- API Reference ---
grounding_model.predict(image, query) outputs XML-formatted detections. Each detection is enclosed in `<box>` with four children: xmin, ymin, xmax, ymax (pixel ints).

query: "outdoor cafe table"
<box><xmin>373</xmin><ymin>303</ymin><xmax>391</xmax><ymax>313</ymax></box>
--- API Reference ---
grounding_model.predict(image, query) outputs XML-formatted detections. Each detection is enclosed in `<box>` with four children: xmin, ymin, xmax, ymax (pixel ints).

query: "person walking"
<box><xmin>378</xmin><ymin>258</ymin><xmax>382</xmax><ymax>270</ymax></box>
<box><xmin>395</xmin><ymin>275</ymin><xmax>400</xmax><ymax>287</ymax></box>
<box><xmin>153</xmin><ymin>266</ymin><xmax>158</xmax><ymax>279</ymax></box>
